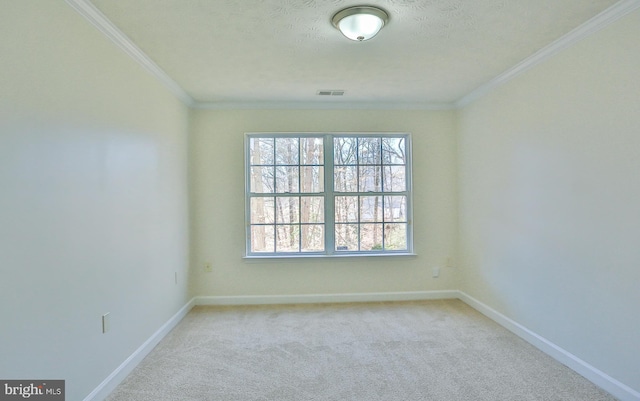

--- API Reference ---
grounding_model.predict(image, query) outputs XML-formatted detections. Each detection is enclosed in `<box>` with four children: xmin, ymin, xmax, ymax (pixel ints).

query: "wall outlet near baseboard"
<box><xmin>432</xmin><ymin>267</ymin><xmax>441</xmax><ymax>278</ymax></box>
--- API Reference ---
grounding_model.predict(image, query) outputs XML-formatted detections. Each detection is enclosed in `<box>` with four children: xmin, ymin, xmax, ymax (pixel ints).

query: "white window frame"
<box><xmin>244</xmin><ymin>132</ymin><xmax>414</xmax><ymax>258</ymax></box>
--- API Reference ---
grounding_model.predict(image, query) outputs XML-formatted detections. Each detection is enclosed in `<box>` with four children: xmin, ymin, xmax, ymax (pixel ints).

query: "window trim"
<box><xmin>244</xmin><ymin>132</ymin><xmax>414</xmax><ymax>258</ymax></box>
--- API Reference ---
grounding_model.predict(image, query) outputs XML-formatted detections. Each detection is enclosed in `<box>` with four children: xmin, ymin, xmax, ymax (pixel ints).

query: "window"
<box><xmin>245</xmin><ymin>133</ymin><xmax>412</xmax><ymax>257</ymax></box>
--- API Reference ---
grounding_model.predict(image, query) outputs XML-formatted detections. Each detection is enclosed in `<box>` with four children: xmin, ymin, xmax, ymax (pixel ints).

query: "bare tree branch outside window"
<box><xmin>247</xmin><ymin>133</ymin><xmax>411</xmax><ymax>256</ymax></box>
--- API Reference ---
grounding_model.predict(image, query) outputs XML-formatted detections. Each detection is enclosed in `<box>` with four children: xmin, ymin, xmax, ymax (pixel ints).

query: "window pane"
<box><xmin>276</xmin><ymin>166</ymin><xmax>299</xmax><ymax>193</ymax></box>
<box><xmin>335</xmin><ymin>223</ymin><xmax>358</xmax><ymax>251</ymax></box>
<box><xmin>384</xmin><ymin>223</ymin><xmax>407</xmax><ymax>250</ymax></box>
<box><xmin>360</xmin><ymin>223</ymin><xmax>383</xmax><ymax>251</ymax></box>
<box><xmin>382</xmin><ymin>138</ymin><xmax>405</xmax><ymax>165</ymax></box>
<box><xmin>300</xmin><ymin>166</ymin><xmax>323</xmax><ymax>193</ymax></box>
<box><xmin>275</xmin><ymin>138</ymin><xmax>299</xmax><ymax>165</ymax></box>
<box><xmin>276</xmin><ymin>225</ymin><xmax>299</xmax><ymax>252</ymax></box>
<box><xmin>359</xmin><ymin>166</ymin><xmax>382</xmax><ymax>192</ymax></box>
<box><xmin>251</xmin><ymin>225</ymin><xmax>274</xmax><ymax>252</ymax></box>
<box><xmin>301</xmin><ymin>137</ymin><xmax>323</xmax><ymax>165</ymax></box>
<box><xmin>301</xmin><ymin>196</ymin><xmax>324</xmax><ymax>223</ymax></box>
<box><xmin>250</xmin><ymin>166</ymin><xmax>274</xmax><ymax>193</ymax></box>
<box><xmin>334</xmin><ymin>166</ymin><xmax>357</xmax><ymax>192</ymax></box>
<box><xmin>302</xmin><ymin>225</ymin><xmax>324</xmax><ymax>252</ymax></box>
<box><xmin>276</xmin><ymin>197</ymin><xmax>299</xmax><ymax>224</ymax></box>
<box><xmin>360</xmin><ymin>196</ymin><xmax>383</xmax><ymax>222</ymax></box>
<box><xmin>383</xmin><ymin>166</ymin><xmax>406</xmax><ymax>192</ymax></box>
<box><xmin>334</xmin><ymin>137</ymin><xmax>357</xmax><ymax>164</ymax></box>
<box><xmin>250</xmin><ymin>138</ymin><xmax>274</xmax><ymax>165</ymax></box>
<box><xmin>250</xmin><ymin>197</ymin><xmax>274</xmax><ymax>224</ymax></box>
<box><xmin>335</xmin><ymin>196</ymin><xmax>358</xmax><ymax>223</ymax></box>
<box><xmin>358</xmin><ymin>137</ymin><xmax>381</xmax><ymax>165</ymax></box>
<box><xmin>384</xmin><ymin>196</ymin><xmax>407</xmax><ymax>222</ymax></box>
<box><xmin>248</xmin><ymin>134</ymin><xmax>411</xmax><ymax>256</ymax></box>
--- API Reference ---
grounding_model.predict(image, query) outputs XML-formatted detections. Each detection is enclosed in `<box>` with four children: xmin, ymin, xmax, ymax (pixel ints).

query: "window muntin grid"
<box><xmin>246</xmin><ymin>133</ymin><xmax>412</xmax><ymax>257</ymax></box>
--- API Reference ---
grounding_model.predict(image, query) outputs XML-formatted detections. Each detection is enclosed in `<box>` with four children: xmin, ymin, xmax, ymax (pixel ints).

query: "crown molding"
<box><xmin>455</xmin><ymin>0</ymin><xmax>640</xmax><ymax>108</ymax></box>
<box><xmin>65</xmin><ymin>0</ymin><xmax>195</xmax><ymax>107</ymax></box>
<box><xmin>192</xmin><ymin>100</ymin><xmax>456</xmax><ymax>111</ymax></box>
<box><xmin>67</xmin><ymin>0</ymin><xmax>639</xmax><ymax>111</ymax></box>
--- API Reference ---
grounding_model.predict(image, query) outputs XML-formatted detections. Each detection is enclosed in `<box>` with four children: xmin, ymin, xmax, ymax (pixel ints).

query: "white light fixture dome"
<box><xmin>332</xmin><ymin>6</ymin><xmax>389</xmax><ymax>41</ymax></box>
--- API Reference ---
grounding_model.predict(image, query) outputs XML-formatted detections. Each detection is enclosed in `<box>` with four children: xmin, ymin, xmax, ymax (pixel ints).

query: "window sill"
<box><xmin>243</xmin><ymin>252</ymin><xmax>417</xmax><ymax>260</ymax></box>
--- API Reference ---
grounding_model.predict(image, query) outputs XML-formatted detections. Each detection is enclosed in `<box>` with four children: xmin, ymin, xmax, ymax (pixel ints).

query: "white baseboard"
<box><xmin>83</xmin><ymin>298</ymin><xmax>196</xmax><ymax>401</ymax></box>
<box><xmin>89</xmin><ymin>291</ymin><xmax>639</xmax><ymax>401</ymax></box>
<box><xmin>195</xmin><ymin>290</ymin><xmax>459</xmax><ymax>306</ymax></box>
<box><xmin>457</xmin><ymin>291</ymin><xmax>640</xmax><ymax>401</ymax></box>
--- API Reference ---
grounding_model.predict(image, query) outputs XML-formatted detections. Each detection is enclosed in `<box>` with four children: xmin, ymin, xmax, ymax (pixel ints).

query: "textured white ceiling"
<box><xmin>88</xmin><ymin>0</ymin><xmax>619</xmax><ymax>106</ymax></box>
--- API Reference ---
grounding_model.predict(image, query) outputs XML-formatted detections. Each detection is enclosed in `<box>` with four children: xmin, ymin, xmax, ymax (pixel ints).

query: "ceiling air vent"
<box><xmin>317</xmin><ymin>90</ymin><xmax>345</xmax><ymax>96</ymax></box>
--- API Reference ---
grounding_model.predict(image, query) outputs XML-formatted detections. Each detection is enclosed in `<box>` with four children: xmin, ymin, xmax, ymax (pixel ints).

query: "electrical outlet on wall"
<box><xmin>432</xmin><ymin>267</ymin><xmax>441</xmax><ymax>278</ymax></box>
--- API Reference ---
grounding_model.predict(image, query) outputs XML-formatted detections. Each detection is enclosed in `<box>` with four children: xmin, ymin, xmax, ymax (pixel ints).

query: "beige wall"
<box><xmin>3</xmin><ymin>1</ymin><xmax>639</xmax><ymax>399</ymax></box>
<box><xmin>457</xmin><ymin>9</ymin><xmax>640</xmax><ymax>393</ymax></box>
<box><xmin>189</xmin><ymin>109</ymin><xmax>458</xmax><ymax>297</ymax></box>
<box><xmin>0</xmin><ymin>2</ymin><xmax>190</xmax><ymax>400</ymax></box>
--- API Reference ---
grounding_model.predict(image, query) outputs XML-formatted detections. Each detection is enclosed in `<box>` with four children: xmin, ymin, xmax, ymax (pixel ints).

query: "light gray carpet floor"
<box><xmin>107</xmin><ymin>299</ymin><xmax>617</xmax><ymax>401</ymax></box>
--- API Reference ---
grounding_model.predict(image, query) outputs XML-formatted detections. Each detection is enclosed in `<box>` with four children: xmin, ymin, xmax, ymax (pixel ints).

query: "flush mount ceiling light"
<box><xmin>332</xmin><ymin>6</ymin><xmax>389</xmax><ymax>41</ymax></box>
